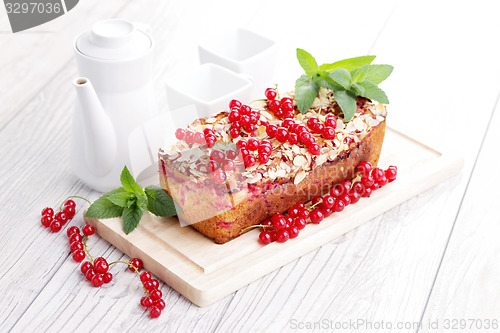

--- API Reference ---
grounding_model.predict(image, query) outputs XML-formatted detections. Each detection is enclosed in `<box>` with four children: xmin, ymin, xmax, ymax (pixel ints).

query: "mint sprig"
<box><xmin>294</xmin><ymin>49</ymin><xmax>393</xmax><ymax>121</ymax></box>
<box><xmin>85</xmin><ymin>166</ymin><xmax>179</xmax><ymax>234</ymax></box>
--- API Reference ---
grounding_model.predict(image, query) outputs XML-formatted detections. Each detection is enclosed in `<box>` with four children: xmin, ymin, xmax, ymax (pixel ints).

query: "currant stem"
<box><xmin>59</xmin><ymin>195</ymin><xmax>92</xmax><ymax>211</ymax></box>
<box><xmin>240</xmin><ymin>224</ymin><xmax>276</xmax><ymax>234</ymax></box>
<box><xmin>274</xmin><ymin>83</ymin><xmax>281</xmax><ymax>99</ymax></box>
<box><xmin>82</xmin><ymin>236</ymin><xmax>94</xmax><ymax>262</ymax></box>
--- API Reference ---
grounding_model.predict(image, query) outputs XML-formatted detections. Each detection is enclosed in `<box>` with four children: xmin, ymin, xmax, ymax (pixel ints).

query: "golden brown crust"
<box><xmin>160</xmin><ymin>120</ymin><xmax>386</xmax><ymax>244</ymax></box>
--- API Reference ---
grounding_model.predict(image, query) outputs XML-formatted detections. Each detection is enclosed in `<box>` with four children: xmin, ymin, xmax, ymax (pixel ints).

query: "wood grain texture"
<box><xmin>0</xmin><ymin>0</ymin><xmax>499</xmax><ymax>331</ymax></box>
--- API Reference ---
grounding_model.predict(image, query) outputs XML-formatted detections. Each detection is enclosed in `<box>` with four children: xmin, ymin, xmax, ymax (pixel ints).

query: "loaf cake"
<box><xmin>159</xmin><ymin>88</ymin><xmax>387</xmax><ymax>244</ymax></box>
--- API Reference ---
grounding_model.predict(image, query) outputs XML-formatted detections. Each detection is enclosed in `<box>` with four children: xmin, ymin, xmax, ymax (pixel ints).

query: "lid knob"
<box><xmin>90</xmin><ymin>19</ymin><xmax>136</xmax><ymax>48</ymax></box>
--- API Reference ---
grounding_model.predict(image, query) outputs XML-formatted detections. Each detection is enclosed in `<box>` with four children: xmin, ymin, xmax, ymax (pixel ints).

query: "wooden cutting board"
<box><xmin>84</xmin><ymin>127</ymin><xmax>463</xmax><ymax>307</ymax></box>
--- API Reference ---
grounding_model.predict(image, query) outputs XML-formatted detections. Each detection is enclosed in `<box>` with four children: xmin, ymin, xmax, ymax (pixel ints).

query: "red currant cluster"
<box><xmin>206</xmin><ymin>148</ymin><xmax>238</xmax><ymax>184</ymax></box>
<box><xmin>40</xmin><ymin>197</ymin><xmax>165</xmax><ymax>319</ymax></box>
<box><xmin>41</xmin><ymin>199</ymin><xmax>77</xmax><ymax>232</ymax></box>
<box><xmin>265</xmin><ymin>88</ymin><xmax>294</xmax><ymax>119</ymax></box>
<box><xmin>227</xmin><ymin>99</ymin><xmax>261</xmax><ymax>138</ymax></box>
<box><xmin>307</xmin><ymin>114</ymin><xmax>337</xmax><ymax>140</ymax></box>
<box><xmin>250</xmin><ymin>161</ymin><xmax>398</xmax><ymax>244</ymax></box>
<box><xmin>236</xmin><ymin>138</ymin><xmax>272</xmax><ymax>167</ymax></box>
<box><xmin>266</xmin><ymin>118</ymin><xmax>321</xmax><ymax>155</ymax></box>
<box><xmin>175</xmin><ymin>127</ymin><xmax>217</xmax><ymax>149</ymax></box>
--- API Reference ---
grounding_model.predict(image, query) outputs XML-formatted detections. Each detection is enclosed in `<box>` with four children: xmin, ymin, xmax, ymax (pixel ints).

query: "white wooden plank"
<box><xmin>420</xmin><ymin>95</ymin><xmax>500</xmax><ymax>328</ymax></box>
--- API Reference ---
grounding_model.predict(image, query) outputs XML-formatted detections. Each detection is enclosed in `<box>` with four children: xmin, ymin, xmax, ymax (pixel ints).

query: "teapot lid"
<box><xmin>75</xmin><ymin>19</ymin><xmax>152</xmax><ymax>61</ymax></box>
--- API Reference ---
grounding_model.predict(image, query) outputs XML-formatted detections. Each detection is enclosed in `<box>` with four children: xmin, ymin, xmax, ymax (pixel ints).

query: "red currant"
<box><xmin>249</xmin><ymin>114</ymin><xmax>259</xmax><ymax>124</ymax></box>
<box><xmin>330</xmin><ymin>186</ymin><xmax>342</xmax><ymax>198</ymax></box>
<box><xmin>325</xmin><ymin>114</ymin><xmax>337</xmax><ymax>128</ymax></box>
<box><xmin>50</xmin><ymin>220</ymin><xmax>62</xmax><ymax>232</ymax></box>
<box><xmin>184</xmin><ymin>131</ymin><xmax>195</xmax><ymax>145</ymax></box>
<box><xmin>240</xmin><ymin>105</ymin><xmax>251</xmax><ymax>115</ymax></box>
<box><xmin>141</xmin><ymin>296</ymin><xmax>154</xmax><ymax>308</ymax></box>
<box><xmin>357</xmin><ymin>161</ymin><xmax>372</xmax><ymax>175</ymax></box>
<box><xmin>140</xmin><ymin>272</ymin><xmax>152</xmax><ymax>282</ymax></box>
<box><xmin>228</xmin><ymin>110</ymin><xmax>240</xmax><ymax>122</ymax></box>
<box><xmin>265</xmin><ymin>88</ymin><xmax>277</xmax><ymax>100</ymax></box>
<box><xmin>288</xmin><ymin>133</ymin><xmax>298</xmax><ymax>145</ymax></box>
<box><xmin>150</xmin><ymin>306</ymin><xmax>161</xmax><ymax>318</ymax></box>
<box><xmin>294</xmin><ymin>217</ymin><xmax>307</xmax><ymax>230</ymax></box>
<box><xmin>362</xmin><ymin>187</ymin><xmax>372</xmax><ymax>197</ymax></box>
<box><xmin>128</xmin><ymin>258</ymin><xmax>143</xmax><ymax>272</ymax></box>
<box><xmin>41</xmin><ymin>207</ymin><xmax>54</xmax><ymax>217</ymax></box>
<box><xmin>258</xmin><ymin>145</ymin><xmax>272</xmax><ymax>156</ymax></box>
<box><xmin>91</xmin><ymin>274</ymin><xmax>104</xmax><ymax>287</ymax></box>
<box><xmin>378</xmin><ymin>176</ymin><xmax>388</xmax><ymax>187</ymax></box>
<box><xmin>371</xmin><ymin>168</ymin><xmax>385</xmax><ymax>182</ymax></box>
<box><xmin>361</xmin><ymin>175</ymin><xmax>375</xmax><ymax>187</ymax></box>
<box><xmin>352</xmin><ymin>182</ymin><xmax>364</xmax><ymax>194</ymax></box>
<box><xmin>72</xmin><ymin>250</ymin><xmax>85</xmax><ymax>262</ymax></box>
<box><xmin>322</xmin><ymin>127</ymin><xmax>335</xmax><ymax>140</ymax></box>
<box><xmin>155</xmin><ymin>299</ymin><xmax>166</xmax><ymax>311</ymax></box>
<box><xmin>258</xmin><ymin>154</ymin><xmax>270</xmax><ymax>164</ymax></box>
<box><xmin>308</xmin><ymin>143</ymin><xmax>321</xmax><ymax>155</ymax></box>
<box><xmin>299</xmin><ymin>208</ymin><xmax>310</xmax><ymax>220</ymax></box>
<box><xmin>322</xmin><ymin>207</ymin><xmax>333</xmax><ymax>217</ymax></box>
<box><xmin>322</xmin><ymin>195</ymin><xmax>335</xmax><ymax>209</ymax></box>
<box><xmin>307</xmin><ymin>117</ymin><xmax>319</xmax><ymax>129</ymax></box>
<box><xmin>150</xmin><ymin>289</ymin><xmax>162</xmax><ymax>301</ymax></box>
<box><xmin>82</xmin><ymin>224</ymin><xmax>95</xmax><ymax>236</ymax></box>
<box><xmin>226</xmin><ymin>149</ymin><xmax>238</xmax><ymax>160</ymax></box>
<box><xmin>385</xmin><ymin>166</ymin><xmax>397</xmax><ymax>181</ymax></box>
<box><xmin>244</xmin><ymin>124</ymin><xmax>256</xmax><ymax>132</ymax></box>
<box><xmin>276</xmin><ymin>127</ymin><xmax>289</xmax><ymax>143</ymax></box>
<box><xmin>194</xmin><ymin>132</ymin><xmax>205</xmax><ymax>144</ymax></box>
<box><xmin>205</xmin><ymin>135</ymin><xmax>216</xmax><ymax>148</ymax></box>
<box><xmin>244</xmin><ymin>154</ymin><xmax>256</xmax><ymax>167</ymax></box>
<box><xmin>239</xmin><ymin>148</ymin><xmax>249</xmax><ymax>158</ymax></box>
<box><xmin>340</xmin><ymin>194</ymin><xmax>351</xmax><ymax>206</ymax></box>
<box><xmin>174</xmin><ymin>128</ymin><xmax>185</xmax><ymax>140</ymax></box>
<box><xmin>143</xmin><ymin>280</ymin><xmax>155</xmax><ymax>290</ymax></box>
<box><xmin>334</xmin><ymin>200</ymin><xmax>345</xmax><ymax>212</ymax></box>
<box><xmin>67</xmin><ymin>226</ymin><xmax>80</xmax><ymax>237</ymax></box>
<box><xmin>282</xmin><ymin>118</ymin><xmax>294</xmax><ymax>128</ymax></box>
<box><xmin>210</xmin><ymin>150</ymin><xmax>226</xmax><ymax>163</ymax></box>
<box><xmin>272</xmin><ymin>214</ymin><xmax>287</xmax><ymax>230</ymax></box>
<box><xmin>296</xmin><ymin>202</ymin><xmax>305</xmax><ymax>210</ymax></box>
<box><xmin>240</xmin><ymin>115</ymin><xmax>251</xmax><ymax>126</ymax></box>
<box><xmin>213</xmin><ymin>169</ymin><xmax>227</xmax><ymax>184</ymax></box>
<box><xmin>288</xmin><ymin>226</ymin><xmax>300</xmax><ymax>239</ymax></box>
<box><xmin>299</xmin><ymin>131</ymin><xmax>312</xmax><ymax>144</ymax></box>
<box><xmin>288</xmin><ymin>207</ymin><xmax>300</xmax><ymax>218</ymax></box>
<box><xmin>236</xmin><ymin>140</ymin><xmax>247</xmax><ymax>149</ymax></box>
<box><xmin>310</xmin><ymin>209</ymin><xmax>324</xmax><ymax>223</ymax></box>
<box><xmin>69</xmin><ymin>233</ymin><xmax>82</xmax><ymax>244</ymax></box>
<box><xmin>41</xmin><ymin>215</ymin><xmax>53</xmax><ymax>227</ymax></box>
<box><xmin>203</xmin><ymin>128</ymin><xmax>214</xmax><ymax>136</ymax></box>
<box><xmin>64</xmin><ymin>199</ymin><xmax>76</xmax><ymax>209</ymax></box>
<box><xmin>281</xmin><ymin>101</ymin><xmax>294</xmax><ymax>112</ymax></box>
<box><xmin>81</xmin><ymin>261</ymin><xmax>93</xmax><ymax>275</ymax></box>
<box><xmin>247</xmin><ymin>138</ymin><xmax>259</xmax><ymax>151</ymax></box>
<box><xmin>349</xmin><ymin>190</ymin><xmax>361</xmax><ymax>204</ymax></box>
<box><xmin>70</xmin><ymin>241</ymin><xmax>84</xmax><ymax>252</ymax></box>
<box><xmin>94</xmin><ymin>259</ymin><xmax>109</xmax><ymax>274</ymax></box>
<box><xmin>268</xmin><ymin>99</ymin><xmax>281</xmax><ymax>112</ymax></box>
<box><xmin>86</xmin><ymin>269</ymin><xmax>96</xmax><ymax>281</ymax></box>
<box><xmin>103</xmin><ymin>272</ymin><xmax>113</xmax><ymax>283</ymax></box>
<box><xmin>312</xmin><ymin>122</ymin><xmax>324</xmax><ymax>134</ymax></box>
<box><xmin>281</xmin><ymin>97</ymin><xmax>293</xmax><ymax>104</ymax></box>
<box><xmin>266</xmin><ymin>124</ymin><xmax>278</xmax><ymax>138</ymax></box>
<box><xmin>63</xmin><ymin>206</ymin><xmax>75</xmax><ymax>219</ymax></box>
<box><xmin>222</xmin><ymin>160</ymin><xmax>235</xmax><ymax>172</ymax></box>
<box><xmin>207</xmin><ymin>160</ymin><xmax>219</xmax><ymax>173</ymax></box>
<box><xmin>229</xmin><ymin>99</ymin><xmax>242</xmax><ymax>109</ymax></box>
<box><xmin>276</xmin><ymin>229</ymin><xmax>290</xmax><ymax>243</ymax></box>
<box><xmin>151</xmin><ymin>279</ymin><xmax>160</xmax><ymax>289</ymax></box>
<box><xmin>55</xmin><ymin>211</ymin><xmax>68</xmax><ymax>224</ymax></box>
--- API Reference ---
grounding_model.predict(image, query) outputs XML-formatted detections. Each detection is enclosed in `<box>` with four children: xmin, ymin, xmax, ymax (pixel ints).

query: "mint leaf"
<box><xmin>319</xmin><ymin>55</ymin><xmax>376</xmax><ymax>72</ymax></box>
<box><xmin>351</xmin><ymin>65</ymin><xmax>369</xmax><ymax>83</ymax></box>
<box><xmin>357</xmin><ymin>80</ymin><xmax>389</xmax><ymax>104</ymax></box>
<box><xmin>122</xmin><ymin>201</ymin><xmax>146</xmax><ymax>235</ymax></box>
<box><xmin>107</xmin><ymin>187</ymin><xmax>134</xmax><ymax>208</ymax></box>
<box><xmin>85</xmin><ymin>188</ymin><xmax>125</xmax><ymax>219</ymax></box>
<box><xmin>135</xmin><ymin>192</ymin><xmax>147</xmax><ymax>209</ymax></box>
<box><xmin>366</xmin><ymin>64</ymin><xmax>394</xmax><ymax>84</ymax></box>
<box><xmin>329</xmin><ymin>69</ymin><xmax>351</xmax><ymax>90</ymax></box>
<box><xmin>120</xmin><ymin>166</ymin><xmax>144</xmax><ymax>195</ymax></box>
<box><xmin>295</xmin><ymin>74</ymin><xmax>319</xmax><ymax>113</ymax></box>
<box><xmin>350</xmin><ymin>83</ymin><xmax>365</xmax><ymax>96</ymax></box>
<box><xmin>333</xmin><ymin>90</ymin><xmax>357</xmax><ymax>121</ymax></box>
<box><xmin>296</xmin><ymin>48</ymin><xmax>319</xmax><ymax>76</ymax></box>
<box><xmin>145</xmin><ymin>185</ymin><xmax>179</xmax><ymax>217</ymax></box>
<box><xmin>313</xmin><ymin>71</ymin><xmax>343</xmax><ymax>91</ymax></box>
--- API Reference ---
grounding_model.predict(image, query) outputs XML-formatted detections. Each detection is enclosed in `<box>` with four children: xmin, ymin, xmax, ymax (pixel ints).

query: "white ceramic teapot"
<box><xmin>72</xmin><ymin>19</ymin><xmax>156</xmax><ymax>192</ymax></box>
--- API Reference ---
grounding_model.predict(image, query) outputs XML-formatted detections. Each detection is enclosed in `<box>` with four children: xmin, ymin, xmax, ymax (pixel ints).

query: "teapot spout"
<box><xmin>73</xmin><ymin>77</ymin><xmax>116</xmax><ymax>177</ymax></box>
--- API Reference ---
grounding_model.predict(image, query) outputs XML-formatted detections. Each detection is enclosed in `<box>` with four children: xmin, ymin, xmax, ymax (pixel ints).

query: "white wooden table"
<box><xmin>1</xmin><ymin>1</ymin><xmax>499</xmax><ymax>332</ymax></box>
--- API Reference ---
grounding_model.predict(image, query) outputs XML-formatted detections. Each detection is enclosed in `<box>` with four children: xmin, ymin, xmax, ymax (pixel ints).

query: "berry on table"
<box><xmin>294</xmin><ymin>217</ymin><xmax>307</xmax><ymax>230</ymax></box>
<box><xmin>150</xmin><ymin>306</ymin><xmax>161</xmax><ymax>318</ymax></box>
<box><xmin>141</xmin><ymin>296</ymin><xmax>154</xmax><ymax>308</ymax></box>
<box><xmin>94</xmin><ymin>258</ymin><xmax>109</xmax><ymax>274</ymax></box>
<box><xmin>64</xmin><ymin>199</ymin><xmax>76</xmax><ymax>209</ymax></box>
<box><xmin>288</xmin><ymin>226</ymin><xmax>300</xmax><ymax>239</ymax></box>
<box><xmin>67</xmin><ymin>226</ymin><xmax>80</xmax><ymax>237</ymax></box>
<box><xmin>91</xmin><ymin>274</ymin><xmax>104</xmax><ymax>287</ymax></box>
<box><xmin>41</xmin><ymin>215</ymin><xmax>53</xmax><ymax>227</ymax></box>
<box><xmin>128</xmin><ymin>258</ymin><xmax>143</xmax><ymax>272</ymax></box>
<box><xmin>81</xmin><ymin>261</ymin><xmax>93</xmax><ymax>275</ymax></box>
<box><xmin>50</xmin><ymin>220</ymin><xmax>62</xmax><ymax>233</ymax></box>
<box><xmin>155</xmin><ymin>299</ymin><xmax>166</xmax><ymax>311</ymax></box>
<box><xmin>140</xmin><ymin>271</ymin><xmax>152</xmax><ymax>282</ymax></box>
<box><xmin>72</xmin><ymin>250</ymin><xmax>86</xmax><ymax>262</ymax></box>
<box><xmin>310</xmin><ymin>209</ymin><xmax>324</xmax><ymax>223</ymax></box>
<box><xmin>103</xmin><ymin>272</ymin><xmax>113</xmax><ymax>283</ymax></box>
<box><xmin>150</xmin><ymin>289</ymin><xmax>162</xmax><ymax>301</ymax></box>
<box><xmin>55</xmin><ymin>211</ymin><xmax>68</xmax><ymax>224</ymax></box>
<box><xmin>82</xmin><ymin>224</ymin><xmax>95</xmax><ymax>236</ymax></box>
<box><xmin>259</xmin><ymin>231</ymin><xmax>272</xmax><ymax>245</ymax></box>
<box><xmin>276</xmin><ymin>229</ymin><xmax>290</xmax><ymax>243</ymax></box>
<box><xmin>70</xmin><ymin>241</ymin><xmax>84</xmax><ymax>252</ymax></box>
<box><xmin>69</xmin><ymin>233</ymin><xmax>83</xmax><ymax>244</ymax></box>
<box><xmin>272</xmin><ymin>214</ymin><xmax>287</xmax><ymax>230</ymax></box>
<box><xmin>41</xmin><ymin>207</ymin><xmax>54</xmax><ymax>217</ymax></box>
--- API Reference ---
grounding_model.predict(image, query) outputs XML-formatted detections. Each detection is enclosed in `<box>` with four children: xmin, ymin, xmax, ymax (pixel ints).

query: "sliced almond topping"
<box><xmin>247</xmin><ymin>173</ymin><xmax>262</xmax><ymax>184</ymax></box>
<box><xmin>316</xmin><ymin>154</ymin><xmax>328</xmax><ymax>167</ymax></box>
<box><xmin>205</xmin><ymin>117</ymin><xmax>217</xmax><ymax>124</ymax></box>
<box><xmin>293</xmin><ymin>155</ymin><xmax>308</xmax><ymax>167</ymax></box>
<box><xmin>294</xmin><ymin>170</ymin><xmax>307</xmax><ymax>185</ymax></box>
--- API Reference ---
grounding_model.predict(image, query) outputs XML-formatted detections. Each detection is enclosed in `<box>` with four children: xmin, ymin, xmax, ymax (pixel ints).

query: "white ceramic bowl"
<box><xmin>165</xmin><ymin>63</ymin><xmax>253</xmax><ymax>119</ymax></box>
<box><xmin>198</xmin><ymin>28</ymin><xmax>277</xmax><ymax>99</ymax></box>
